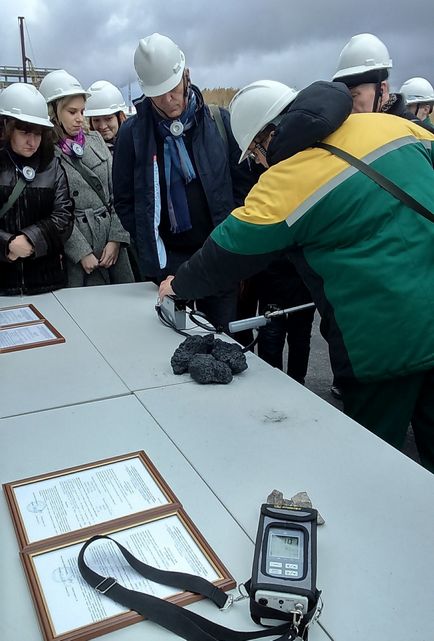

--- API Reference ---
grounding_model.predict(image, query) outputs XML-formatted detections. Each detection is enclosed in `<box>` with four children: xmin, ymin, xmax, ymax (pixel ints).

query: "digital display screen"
<box><xmin>269</xmin><ymin>533</ymin><xmax>300</xmax><ymax>559</ymax></box>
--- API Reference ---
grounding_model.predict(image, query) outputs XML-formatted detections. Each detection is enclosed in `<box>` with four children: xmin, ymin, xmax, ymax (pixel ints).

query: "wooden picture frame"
<box><xmin>0</xmin><ymin>303</ymin><xmax>65</xmax><ymax>354</ymax></box>
<box><xmin>4</xmin><ymin>451</ymin><xmax>179</xmax><ymax>551</ymax></box>
<box><xmin>0</xmin><ymin>303</ymin><xmax>45</xmax><ymax>326</ymax></box>
<box><xmin>3</xmin><ymin>452</ymin><xmax>235</xmax><ymax>641</ymax></box>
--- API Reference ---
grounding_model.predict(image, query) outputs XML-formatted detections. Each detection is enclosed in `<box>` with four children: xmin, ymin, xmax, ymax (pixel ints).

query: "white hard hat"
<box><xmin>333</xmin><ymin>33</ymin><xmax>392</xmax><ymax>81</ymax></box>
<box><xmin>399</xmin><ymin>77</ymin><xmax>434</xmax><ymax>105</ymax></box>
<box><xmin>134</xmin><ymin>33</ymin><xmax>186</xmax><ymax>97</ymax></box>
<box><xmin>0</xmin><ymin>83</ymin><xmax>53</xmax><ymax>128</ymax></box>
<box><xmin>85</xmin><ymin>80</ymin><xmax>127</xmax><ymax>117</ymax></box>
<box><xmin>229</xmin><ymin>80</ymin><xmax>298</xmax><ymax>163</ymax></box>
<box><xmin>39</xmin><ymin>69</ymin><xmax>90</xmax><ymax>104</ymax></box>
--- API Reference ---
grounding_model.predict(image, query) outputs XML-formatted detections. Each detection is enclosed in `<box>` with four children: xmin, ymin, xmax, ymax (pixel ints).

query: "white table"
<box><xmin>136</xmin><ymin>364</ymin><xmax>434</xmax><ymax>641</ymax></box>
<box><xmin>0</xmin><ymin>395</ymin><xmax>328</xmax><ymax>641</ymax></box>
<box><xmin>0</xmin><ymin>293</ymin><xmax>128</xmax><ymax>418</ymax></box>
<box><xmin>2</xmin><ymin>282</ymin><xmax>433</xmax><ymax>641</ymax></box>
<box><xmin>54</xmin><ymin>283</ymin><xmax>266</xmax><ymax>392</ymax></box>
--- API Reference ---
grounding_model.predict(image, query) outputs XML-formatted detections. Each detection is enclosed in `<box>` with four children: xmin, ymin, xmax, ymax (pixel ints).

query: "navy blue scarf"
<box><xmin>157</xmin><ymin>90</ymin><xmax>197</xmax><ymax>233</ymax></box>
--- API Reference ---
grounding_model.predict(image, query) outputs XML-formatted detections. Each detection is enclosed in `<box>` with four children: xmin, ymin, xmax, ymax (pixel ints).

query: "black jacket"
<box><xmin>0</xmin><ymin>148</ymin><xmax>74</xmax><ymax>295</ymax></box>
<box><xmin>113</xmin><ymin>86</ymin><xmax>257</xmax><ymax>279</ymax></box>
<box><xmin>267</xmin><ymin>81</ymin><xmax>353</xmax><ymax>165</ymax></box>
<box><xmin>383</xmin><ymin>93</ymin><xmax>434</xmax><ymax>132</ymax></box>
<box><xmin>384</xmin><ymin>93</ymin><xmax>434</xmax><ymax>133</ymax></box>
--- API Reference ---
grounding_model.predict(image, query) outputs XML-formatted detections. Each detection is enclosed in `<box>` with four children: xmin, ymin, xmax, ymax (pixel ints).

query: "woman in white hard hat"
<box><xmin>39</xmin><ymin>69</ymin><xmax>133</xmax><ymax>287</ymax></box>
<box><xmin>86</xmin><ymin>80</ymin><xmax>127</xmax><ymax>154</ymax></box>
<box><xmin>0</xmin><ymin>82</ymin><xmax>73</xmax><ymax>295</ymax></box>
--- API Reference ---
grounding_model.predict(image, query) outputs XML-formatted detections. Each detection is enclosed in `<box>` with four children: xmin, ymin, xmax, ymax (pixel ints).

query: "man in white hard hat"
<box><xmin>159</xmin><ymin>79</ymin><xmax>434</xmax><ymax>473</ymax></box>
<box><xmin>400</xmin><ymin>77</ymin><xmax>434</xmax><ymax>133</ymax></box>
<box><xmin>330</xmin><ymin>33</ymin><xmax>433</xmax><ymax>400</ymax></box>
<box><xmin>333</xmin><ymin>33</ymin><xmax>431</xmax><ymax>131</ymax></box>
<box><xmin>113</xmin><ymin>33</ymin><xmax>258</xmax><ymax>331</ymax></box>
<box><xmin>228</xmin><ymin>80</ymin><xmax>315</xmax><ymax>385</ymax></box>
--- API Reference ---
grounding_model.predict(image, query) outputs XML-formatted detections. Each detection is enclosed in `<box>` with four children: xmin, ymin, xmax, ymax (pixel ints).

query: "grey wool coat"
<box><xmin>57</xmin><ymin>131</ymin><xmax>134</xmax><ymax>287</ymax></box>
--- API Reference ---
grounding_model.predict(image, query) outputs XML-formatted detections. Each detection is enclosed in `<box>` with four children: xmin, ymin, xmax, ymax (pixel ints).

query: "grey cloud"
<box><xmin>3</xmin><ymin>0</ymin><xmax>434</xmax><ymax>96</ymax></box>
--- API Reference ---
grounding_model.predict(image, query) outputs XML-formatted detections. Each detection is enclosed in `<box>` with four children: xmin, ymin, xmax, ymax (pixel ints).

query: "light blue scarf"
<box><xmin>157</xmin><ymin>90</ymin><xmax>197</xmax><ymax>233</ymax></box>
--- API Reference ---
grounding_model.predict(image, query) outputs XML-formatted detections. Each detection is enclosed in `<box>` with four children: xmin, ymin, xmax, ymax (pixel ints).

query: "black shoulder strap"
<box><xmin>316</xmin><ymin>141</ymin><xmax>434</xmax><ymax>224</ymax></box>
<box><xmin>0</xmin><ymin>177</ymin><xmax>27</xmax><ymax>220</ymax></box>
<box><xmin>60</xmin><ymin>153</ymin><xmax>111</xmax><ymax>211</ymax></box>
<box><xmin>78</xmin><ymin>534</ymin><xmax>313</xmax><ymax>641</ymax></box>
<box><xmin>209</xmin><ymin>104</ymin><xmax>229</xmax><ymax>153</ymax></box>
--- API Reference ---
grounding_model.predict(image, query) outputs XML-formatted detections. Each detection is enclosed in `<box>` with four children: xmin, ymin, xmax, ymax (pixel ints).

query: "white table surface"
<box><xmin>2</xmin><ymin>282</ymin><xmax>433</xmax><ymax>641</ymax></box>
<box><xmin>136</xmin><ymin>365</ymin><xmax>434</xmax><ymax>641</ymax></box>
<box><xmin>0</xmin><ymin>395</ymin><xmax>329</xmax><ymax>641</ymax></box>
<box><xmin>54</xmin><ymin>283</ymin><xmax>267</xmax><ymax>392</ymax></box>
<box><xmin>0</xmin><ymin>293</ymin><xmax>128</xmax><ymax>418</ymax></box>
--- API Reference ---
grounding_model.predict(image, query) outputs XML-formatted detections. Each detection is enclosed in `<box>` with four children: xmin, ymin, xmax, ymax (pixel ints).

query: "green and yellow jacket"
<box><xmin>173</xmin><ymin>111</ymin><xmax>434</xmax><ymax>383</ymax></box>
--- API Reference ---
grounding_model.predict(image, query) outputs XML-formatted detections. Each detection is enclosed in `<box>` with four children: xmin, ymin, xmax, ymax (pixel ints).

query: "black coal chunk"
<box><xmin>171</xmin><ymin>335</ymin><xmax>215</xmax><ymax>374</ymax></box>
<box><xmin>188</xmin><ymin>354</ymin><xmax>233</xmax><ymax>384</ymax></box>
<box><xmin>211</xmin><ymin>338</ymin><xmax>248</xmax><ymax>374</ymax></box>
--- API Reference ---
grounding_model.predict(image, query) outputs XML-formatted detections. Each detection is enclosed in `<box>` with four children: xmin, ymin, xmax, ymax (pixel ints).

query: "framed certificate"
<box><xmin>4</xmin><ymin>452</ymin><xmax>235</xmax><ymax>641</ymax></box>
<box><xmin>0</xmin><ymin>303</ymin><xmax>44</xmax><ymax>326</ymax></box>
<box><xmin>0</xmin><ymin>304</ymin><xmax>64</xmax><ymax>353</ymax></box>
<box><xmin>4</xmin><ymin>452</ymin><xmax>178</xmax><ymax>549</ymax></box>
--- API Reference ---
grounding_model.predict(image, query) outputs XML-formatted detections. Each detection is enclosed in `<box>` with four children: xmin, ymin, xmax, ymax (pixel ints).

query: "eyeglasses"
<box><xmin>250</xmin><ymin>125</ymin><xmax>274</xmax><ymax>157</ymax></box>
<box><xmin>252</xmin><ymin>141</ymin><xmax>267</xmax><ymax>157</ymax></box>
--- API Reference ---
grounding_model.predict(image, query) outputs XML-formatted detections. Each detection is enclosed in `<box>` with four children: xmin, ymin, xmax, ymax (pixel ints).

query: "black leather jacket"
<box><xmin>0</xmin><ymin>147</ymin><xmax>74</xmax><ymax>295</ymax></box>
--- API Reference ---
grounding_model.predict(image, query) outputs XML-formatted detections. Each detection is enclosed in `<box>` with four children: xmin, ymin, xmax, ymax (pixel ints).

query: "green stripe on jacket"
<box><xmin>211</xmin><ymin>216</ymin><xmax>292</xmax><ymax>255</ymax></box>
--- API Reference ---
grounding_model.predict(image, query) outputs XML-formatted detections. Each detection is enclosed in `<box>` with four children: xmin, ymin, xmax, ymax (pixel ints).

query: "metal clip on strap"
<box><xmin>95</xmin><ymin>577</ymin><xmax>117</xmax><ymax>594</ymax></box>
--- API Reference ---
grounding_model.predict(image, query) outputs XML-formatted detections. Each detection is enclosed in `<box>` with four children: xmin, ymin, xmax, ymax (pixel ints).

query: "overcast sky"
<box><xmin>2</xmin><ymin>0</ymin><xmax>434</xmax><ymax>102</ymax></box>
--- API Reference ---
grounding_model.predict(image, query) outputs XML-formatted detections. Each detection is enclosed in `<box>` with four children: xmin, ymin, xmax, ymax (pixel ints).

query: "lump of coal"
<box><xmin>211</xmin><ymin>338</ymin><xmax>248</xmax><ymax>374</ymax></box>
<box><xmin>188</xmin><ymin>354</ymin><xmax>233</xmax><ymax>384</ymax></box>
<box><xmin>171</xmin><ymin>335</ymin><xmax>215</xmax><ymax>375</ymax></box>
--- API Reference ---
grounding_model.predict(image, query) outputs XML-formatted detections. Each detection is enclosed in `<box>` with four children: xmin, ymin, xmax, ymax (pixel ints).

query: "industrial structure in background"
<box><xmin>1</xmin><ymin>16</ymin><xmax>138</xmax><ymax>116</ymax></box>
<box><xmin>0</xmin><ymin>17</ymin><xmax>57</xmax><ymax>89</ymax></box>
<box><xmin>1</xmin><ymin>16</ymin><xmax>235</xmax><ymax>112</ymax></box>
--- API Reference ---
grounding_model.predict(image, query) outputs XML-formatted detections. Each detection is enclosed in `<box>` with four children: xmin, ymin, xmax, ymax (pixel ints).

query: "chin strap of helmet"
<box><xmin>372</xmin><ymin>70</ymin><xmax>384</xmax><ymax>112</ymax></box>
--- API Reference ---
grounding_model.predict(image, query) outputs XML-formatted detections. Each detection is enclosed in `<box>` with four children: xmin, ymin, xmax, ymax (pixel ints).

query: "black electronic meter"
<box><xmin>250</xmin><ymin>503</ymin><xmax>318</xmax><ymax>626</ymax></box>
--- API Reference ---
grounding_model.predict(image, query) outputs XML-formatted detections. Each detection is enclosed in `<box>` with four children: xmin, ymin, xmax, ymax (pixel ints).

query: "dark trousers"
<box><xmin>257</xmin><ymin>307</ymin><xmax>315</xmax><ymax>384</ymax></box>
<box><xmin>254</xmin><ymin>256</ymin><xmax>314</xmax><ymax>384</ymax></box>
<box><xmin>341</xmin><ymin>368</ymin><xmax>434</xmax><ymax>473</ymax></box>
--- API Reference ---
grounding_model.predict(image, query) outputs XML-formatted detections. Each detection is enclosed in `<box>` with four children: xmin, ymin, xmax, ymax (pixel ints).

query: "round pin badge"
<box><xmin>72</xmin><ymin>142</ymin><xmax>84</xmax><ymax>157</ymax></box>
<box><xmin>170</xmin><ymin>120</ymin><xmax>184</xmax><ymax>137</ymax></box>
<box><xmin>22</xmin><ymin>166</ymin><xmax>36</xmax><ymax>181</ymax></box>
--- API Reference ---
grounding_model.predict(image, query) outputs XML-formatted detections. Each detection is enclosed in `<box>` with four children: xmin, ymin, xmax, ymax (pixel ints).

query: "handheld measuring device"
<box><xmin>158</xmin><ymin>295</ymin><xmax>188</xmax><ymax>330</ymax></box>
<box><xmin>250</xmin><ymin>503</ymin><xmax>318</xmax><ymax>627</ymax></box>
